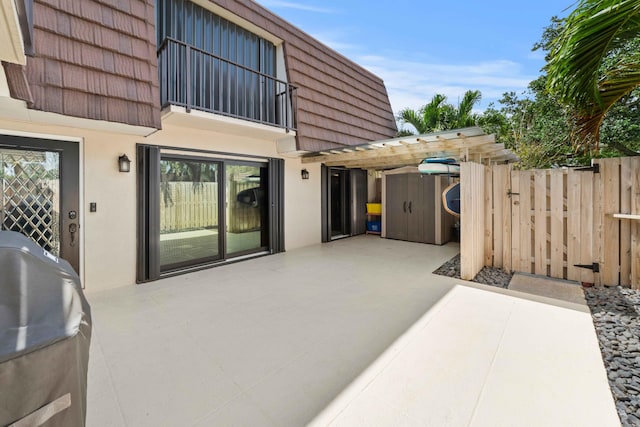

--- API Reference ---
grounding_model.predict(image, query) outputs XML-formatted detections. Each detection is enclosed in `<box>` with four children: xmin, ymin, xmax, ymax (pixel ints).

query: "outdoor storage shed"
<box><xmin>0</xmin><ymin>231</ymin><xmax>91</xmax><ymax>427</ymax></box>
<box><xmin>382</xmin><ymin>167</ymin><xmax>455</xmax><ymax>245</ymax></box>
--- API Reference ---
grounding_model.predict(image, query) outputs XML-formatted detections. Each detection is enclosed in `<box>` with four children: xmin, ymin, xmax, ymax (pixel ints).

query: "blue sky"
<box><xmin>255</xmin><ymin>1</ymin><xmax>571</xmax><ymax>117</ymax></box>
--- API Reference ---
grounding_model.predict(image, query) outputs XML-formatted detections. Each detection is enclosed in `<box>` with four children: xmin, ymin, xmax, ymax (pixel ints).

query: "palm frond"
<box><xmin>546</xmin><ymin>0</ymin><xmax>640</xmax><ymax>145</ymax></box>
<box><xmin>398</xmin><ymin>108</ymin><xmax>426</xmax><ymax>134</ymax></box>
<box><xmin>456</xmin><ymin>90</ymin><xmax>482</xmax><ymax>127</ymax></box>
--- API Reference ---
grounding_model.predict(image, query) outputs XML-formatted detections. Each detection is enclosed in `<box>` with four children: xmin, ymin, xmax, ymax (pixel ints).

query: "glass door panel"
<box><xmin>1</xmin><ymin>149</ymin><xmax>60</xmax><ymax>254</ymax></box>
<box><xmin>225</xmin><ymin>162</ymin><xmax>268</xmax><ymax>256</ymax></box>
<box><xmin>330</xmin><ymin>169</ymin><xmax>350</xmax><ymax>238</ymax></box>
<box><xmin>159</xmin><ymin>158</ymin><xmax>221</xmax><ymax>271</ymax></box>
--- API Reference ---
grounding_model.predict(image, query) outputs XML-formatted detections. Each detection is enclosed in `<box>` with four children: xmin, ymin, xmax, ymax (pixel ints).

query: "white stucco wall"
<box><xmin>0</xmin><ymin>117</ymin><xmax>322</xmax><ymax>293</ymax></box>
<box><xmin>284</xmin><ymin>159</ymin><xmax>321</xmax><ymax>249</ymax></box>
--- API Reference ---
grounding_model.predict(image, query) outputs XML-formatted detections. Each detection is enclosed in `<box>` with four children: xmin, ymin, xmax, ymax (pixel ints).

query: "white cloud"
<box><xmin>300</xmin><ymin>35</ymin><xmax>536</xmax><ymax>115</ymax></box>
<box><xmin>308</xmin><ymin>30</ymin><xmax>361</xmax><ymax>51</ymax></box>
<box><xmin>258</xmin><ymin>1</ymin><xmax>337</xmax><ymax>14</ymax></box>
<box><xmin>527</xmin><ymin>49</ymin><xmax>546</xmax><ymax>60</ymax></box>
<box><xmin>358</xmin><ymin>56</ymin><xmax>536</xmax><ymax>115</ymax></box>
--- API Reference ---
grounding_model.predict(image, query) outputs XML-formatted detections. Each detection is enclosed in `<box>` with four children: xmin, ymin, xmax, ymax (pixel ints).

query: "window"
<box><xmin>156</xmin><ymin>0</ymin><xmax>295</xmax><ymax>129</ymax></box>
<box><xmin>156</xmin><ymin>0</ymin><xmax>276</xmax><ymax>76</ymax></box>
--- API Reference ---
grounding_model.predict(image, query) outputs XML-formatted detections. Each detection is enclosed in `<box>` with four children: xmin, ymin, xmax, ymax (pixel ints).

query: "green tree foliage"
<box><xmin>600</xmin><ymin>87</ymin><xmax>640</xmax><ymax>156</ymax></box>
<box><xmin>397</xmin><ymin>90</ymin><xmax>482</xmax><ymax>135</ymax></box>
<box><xmin>546</xmin><ymin>0</ymin><xmax>640</xmax><ymax>150</ymax></box>
<box><xmin>478</xmin><ymin>76</ymin><xmax>580</xmax><ymax>169</ymax></box>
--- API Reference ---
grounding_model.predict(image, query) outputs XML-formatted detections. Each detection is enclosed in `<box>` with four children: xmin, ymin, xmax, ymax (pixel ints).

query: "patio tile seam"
<box><xmin>188</xmin><ymin>391</ymin><xmax>264</xmax><ymax>427</ymax></box>
<box><xmin>234</xmin><ymin>345</ymin><xmax>316</xmax><ymax>393</ymax></box>
<box><xmin>91</xmin><ymin>328</ymin><xmax>128</xmax><ymax>426</ymax></box>
<box><xmin>465</xmin><ymin>300</ymin><xmax>516</xmax><ymax>427</ymax></box>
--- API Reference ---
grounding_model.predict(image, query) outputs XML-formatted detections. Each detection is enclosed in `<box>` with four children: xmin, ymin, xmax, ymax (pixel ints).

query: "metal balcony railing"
<box><xmin>158</xmin><ymin>38</ymin><xmax>297</xmax><ymax>131</ymax></box>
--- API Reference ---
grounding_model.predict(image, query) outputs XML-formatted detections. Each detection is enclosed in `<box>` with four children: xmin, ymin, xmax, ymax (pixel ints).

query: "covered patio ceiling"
<box><xmin>301</xmin><ymin>127</ymin><xmax>518</xmax><ymax>170</ymax></box>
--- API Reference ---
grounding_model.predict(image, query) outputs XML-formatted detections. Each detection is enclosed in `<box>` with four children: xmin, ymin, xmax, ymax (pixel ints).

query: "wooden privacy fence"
<box><xmin>159</xmin><ymin>181</ymin><xmax>261</xmax><ymax>233</ymax></box>
<box><xmin>160</xmin><ymin>182</ymin><xmax>219</xmax><ymax>233</ymax></box>
<box><xmin>461</xmin><ymin>157</ymin><xmax>640</xmax><ymax>289</ymax></box>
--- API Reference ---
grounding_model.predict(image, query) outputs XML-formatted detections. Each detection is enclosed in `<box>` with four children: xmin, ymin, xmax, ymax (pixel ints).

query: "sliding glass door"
<box><xmin>138</xmin><ymin>145</ymin><xmax>285</xmax><ymax>282</ymax></box>
<box><xmin>159</xmin><ymin>157</ymin><xmax>222</xmax><ymax>272</ymax></box>
<box><xmin>225</xmin><ymin>162</ymin><xmax>269</xmax><ymax>256</ymax></box>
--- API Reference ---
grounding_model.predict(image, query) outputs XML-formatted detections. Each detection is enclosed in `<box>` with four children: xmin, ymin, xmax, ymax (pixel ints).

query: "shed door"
<box><xmin>385</xmin><ymin>174</ymin><xmax>408</xmax><ymax>241</ymax></box>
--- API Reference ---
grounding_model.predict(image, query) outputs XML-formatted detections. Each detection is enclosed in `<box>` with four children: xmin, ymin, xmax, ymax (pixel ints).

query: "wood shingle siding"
<box><xmin>1</xmin><ymin>62</ymin><xmax>34</xmax><ymax>105</ymax></box>
<box><xmin>207</xmin><ymin>0</ymin><xmax>397</xmax><ymax>151</ymax></box>
<box><xmin>6</xmin><ymin>0</ymin><xmax>396</xmax><ymax>147</ymax></box>
<box><xmin>15</xmin><ymin>0</ymin><xmax>161</xmax><ymax>129</ymax></box>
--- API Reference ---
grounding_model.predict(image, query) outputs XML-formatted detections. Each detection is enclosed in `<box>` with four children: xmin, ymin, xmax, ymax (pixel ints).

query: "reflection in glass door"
<box><xmin>159</xmin><ymin>157</ymin><xmax>221</xmax><ymax>272</ymax></box>
<box><xmin>225</xmin><ymin>162</ymin><xmax>268</xmax><ymax>256</ymax></box>
<box><xmin>1</xmin><ymin>148</ymin><xmax>60</xmax><ymax>252</ymax></box>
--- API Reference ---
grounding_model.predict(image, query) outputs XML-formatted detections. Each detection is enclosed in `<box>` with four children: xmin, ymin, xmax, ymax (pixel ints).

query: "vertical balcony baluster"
<box><xmin>158</xmin><ymin>38</ymin><xmax>297</xmax><ymax>131</ymax></box>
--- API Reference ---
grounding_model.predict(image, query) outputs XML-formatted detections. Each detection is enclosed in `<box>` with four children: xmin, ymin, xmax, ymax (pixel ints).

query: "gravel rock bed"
<box><xmin>584</xmin><ymin>286</ymin><xmax>640</xmax><ymax>427</ymax></box>
<box><xmin>432</xmin><ymin>254</ymin><xmax>513</xmax><ymax>288</ymax></box>
<box><xmin>434</xmin><ymin>255</ymin><xmax>640</xmax><ymax>425</ymax></box>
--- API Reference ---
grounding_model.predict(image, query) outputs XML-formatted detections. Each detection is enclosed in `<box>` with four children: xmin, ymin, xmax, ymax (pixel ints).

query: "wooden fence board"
<box><xmin>461</xmin><ymin>162</ymin><xmax>486</xmax><ymax>280</ymax></box>
<box><xmin>620</xmin><ymin>158</ymin><xmax>633</xmax><ymax>287</ymax></box>
<box><xmin>580</xmin><ymin>171</ymin><xmax>594</xmax><ymax>284</ymax></box>
<box><xmin>550</xmin><ymin>171</ymin><xmax>564</xmax><ymax>278</ymax></box>
<box><xmin>566</xmin><ymin>170</ymin><xmax>581</xmax><ymax>281</ymax></box>
<box><xmin>632</xmin><ymin>159</ymin><xmax>640</xmax><ymax>289</ymax></box>
<box><xmin>519</xmin><ymin>171</ymin><xmax>532</xmax><ymax>274</ymax></box>
<box><xmin>484</xmin><ymin>166</ymin><xmax>493</xmax><ymax>267</ymax></box>
<box><xmin>601</xmin><ymin>158</ymin><xmax>620</xmax><ymax>286</ymax></box>
<box><xmin>492</xmin><ymin>165</ymin><xmax>507</xmax><ymax>268</ymax></box>
<box><xmin>534</xmin><ymin>170</ymin><xmax>547</xmax><ymax>275</ymax></box>
<box><xmin>592</xmin><ymin>161</ymin><xmax>604</xmax><ymax>286</ymax></box>
<box><xmin>477</xmin><ymin>164</ymin><xmax>487</xmax><ymax>279</ymax></box>
<box><xmin>501</xmin><ymin>165</ymin><xmax>512</xmax><ymax>272</ymax></box>
<box><xmin>510</xmin><ymin>172</ymin><xmax>521</xmax><ymax>272</ymax></box>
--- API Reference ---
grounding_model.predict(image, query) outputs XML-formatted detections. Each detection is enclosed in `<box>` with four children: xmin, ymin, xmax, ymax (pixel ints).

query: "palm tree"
<box><xmin>546</xmin><ymin>0</ymin><xmax>640</xmax><ymax>150</ymax></box>
<box><xmin>397</xmin><ymin>90</ymin><xmax>482</xmax><ymax>135</ymax></box>
<box><xmin>455</xmin><ymin>90</ymin><xmax>482</xmax><ymax>128</ymax></box>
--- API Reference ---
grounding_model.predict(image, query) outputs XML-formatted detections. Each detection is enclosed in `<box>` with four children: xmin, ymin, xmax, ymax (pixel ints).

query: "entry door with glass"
<box><xmin>0</xmin><ymin>135</ymin><xmax>80</xmax><ymax>272</ymax></box>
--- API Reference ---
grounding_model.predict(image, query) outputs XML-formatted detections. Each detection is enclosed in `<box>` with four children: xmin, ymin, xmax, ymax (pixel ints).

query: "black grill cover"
<box><xmin>0</xmin><ymin>231</ymin><xmax>91</xmax><ymax>426</ymax></box>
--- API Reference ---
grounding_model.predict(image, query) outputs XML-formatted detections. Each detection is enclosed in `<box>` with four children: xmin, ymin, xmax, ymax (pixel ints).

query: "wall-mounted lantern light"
<box><xmin>118</xmin><ymin>154</ymin><xmax>131</xmax><ymax>173</ymax></box>
<box><xmin>301</xmin><ymin>169</ymin><xmax>309</xmax><ymax>180</ymax></box>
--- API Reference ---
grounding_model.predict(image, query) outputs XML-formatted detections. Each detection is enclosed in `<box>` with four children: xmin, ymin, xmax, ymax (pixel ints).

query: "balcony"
<box><xmin>157</xmin><ymin>38</ymin><xmax>297</xmax><ymax>132</ymax></box>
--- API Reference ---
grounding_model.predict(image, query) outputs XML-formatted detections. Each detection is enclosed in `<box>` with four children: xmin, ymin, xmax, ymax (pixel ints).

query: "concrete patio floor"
<box><xmin>86</xmin><ymin>236</ymin><xmax>618</xmax><ymax>426</ymax></box>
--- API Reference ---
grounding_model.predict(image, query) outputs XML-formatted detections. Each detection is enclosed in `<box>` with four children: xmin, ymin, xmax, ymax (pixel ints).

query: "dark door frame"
<box><xmin>321</xmin><ymin>165</ymin><xmax>367</xmax><ymax>242</ymax></box>
<box><xmin>137</xmin><ymin>144</ymin><xmax>285</xmax><ymax>283</ymax></box>
<box><xmin>0</xmin><ymin>134</ymin><xmax>80</xmax><ymax>272</ymax></box>
<box><xmin>158</xmin><ymin>154</ymin><xmax>224</xmax><ymax>273</ymax></box>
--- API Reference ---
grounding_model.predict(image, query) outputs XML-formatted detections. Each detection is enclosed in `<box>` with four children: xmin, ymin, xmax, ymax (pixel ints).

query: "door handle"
<box><xmin>408</xmin><ymin>201</ymin><xmax>412</xmax><ymax>213</ymax></box>
<box><xmin>69</xmin><ymin>223</ymin><xmax>78</xmax><ymax>247</ymax></box>
<box><xmin>403</xmin><ymin>201</ymin><xmax>407</xmax><ymax>213</ymax></box>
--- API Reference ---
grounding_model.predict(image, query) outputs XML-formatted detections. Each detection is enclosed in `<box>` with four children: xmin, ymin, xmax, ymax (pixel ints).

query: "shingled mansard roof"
<box><xmin>4</xmin><ymin>0</ymin><xmax>397</xmax><ymax>151</ymax></box>
<box><xmin>4</xmin><ymin>0</ymin><xmax>161</xmax><ymax>129</ymax></box>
